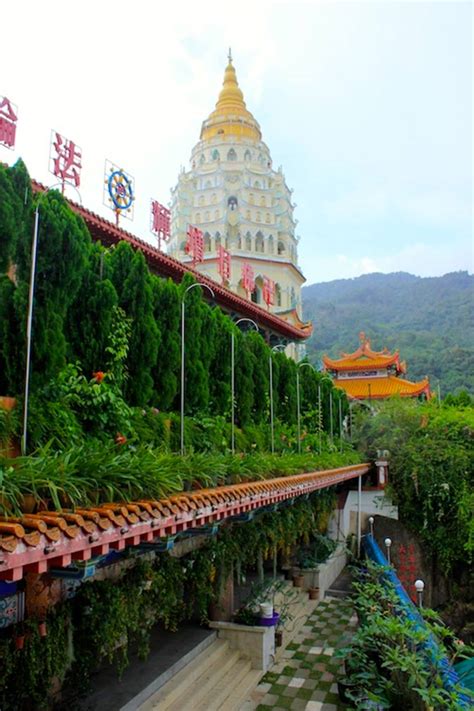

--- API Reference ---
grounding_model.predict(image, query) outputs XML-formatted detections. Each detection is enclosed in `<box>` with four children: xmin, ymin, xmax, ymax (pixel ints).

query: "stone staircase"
<box><xmin>136</xmin><ymin>580</ymin><xmax>319</xmax><ymax>711</ymax></box>
<box><xmin>137</xmin><ymin>638</ymin><xmax>261</xmax><ymax>711</ymax></box>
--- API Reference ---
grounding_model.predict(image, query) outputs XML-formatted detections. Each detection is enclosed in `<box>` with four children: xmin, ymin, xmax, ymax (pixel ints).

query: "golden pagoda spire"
<box><xmin>200</xmin><ymin>52</ymin><xmax>262</xmax><ymax>142</ymax></box>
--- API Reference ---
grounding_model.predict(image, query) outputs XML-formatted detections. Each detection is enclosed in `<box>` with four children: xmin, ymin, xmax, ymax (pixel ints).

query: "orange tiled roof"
<box><xmin>323</xmin><ymin>332</ymin><xmax>400</xmax><ymax>372</ymax></box>
<box><xmin>0</xmin><ymin>464</ymin><xmax>369</xmax><ymax>581</ymax></box>
<box><xmin>334</xmin><ymin>375</ymin><xmax>430</xmax><ymax>400</ymax></box>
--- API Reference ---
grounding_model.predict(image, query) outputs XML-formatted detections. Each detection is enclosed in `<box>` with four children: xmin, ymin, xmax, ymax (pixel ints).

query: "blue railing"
<box><xmin>363</xmin><ymin>534</ymin><xmax>472</xmax><ymax>708</ymax></box>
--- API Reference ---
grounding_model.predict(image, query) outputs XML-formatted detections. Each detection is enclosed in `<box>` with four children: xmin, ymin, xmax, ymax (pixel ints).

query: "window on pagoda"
<box><xmin>275</xmin><ymin>283</ymin><xmax>282</xmax><ymax>307</ymax></box>
<box><xmin>260</xmin><ymin>195</ymin><xmax>266</xmax><ymax>206</ymax></box>
<box><xmin>212</xmin><ymin>149</ymin><xmax>220</xmax><ymax>161</ymax></box>
<box><xmin>204</xmin><ymin>232</ymin><xmax>211</xmax><ymax>251</ymax></box>
<box><xmin>256</xmin><ymin>232</ymin><xmax>264</xmax><ymax>252</ymax></box>
<box><xmin>278</xmin><ymin>240</ymin><xmax>286</xmax><ymax>255</ymax></box>
<box><xmin>227</xmin><ymin>148</ymin><xmax>237</xmax><ymax>161</ymax></box>
<box><xmin>244</xmin><ymin>149</ymin><xmax>251</xmax><ymax>161</ymax></box>
<box><xmin>245</xmin><ymin>232</ymin><xmax>252</xmax><ymax>250</ymax></box>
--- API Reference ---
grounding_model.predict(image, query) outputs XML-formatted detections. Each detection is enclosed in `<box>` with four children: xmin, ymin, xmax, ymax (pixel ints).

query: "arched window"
<box><xmin>214</xmin><ymin>209</ymin><xmax>219</xmax><ymax>221</ymax></box>
<box><xmin>291</xmin><ymin>287</ymin><xmax>297</xmax><ymax>308</ymax></box>
<box><xmin>205</xmin><ymin>211</ymin><xmax>210</xmax><ymax>222</ymax></box>
<box><xmin>245</xmin><ymin>232</ymin><xmax>252</xmax><ymax>251</ymax></box>
<box><xmin>265</xmin><ymin>212</ymin><xmax>271</xmax><ymax>224</ymax></box>
<box><xmin>255</xmin><ymin>232</ymin><xmax>264</xmax><ymax>253</ymax></box>
<box><xmin>254</xmin><ymin>180</ymin><xmax>261</xmax><ymax>189</ymax></box>
<box><xmin>256</xmin><ymin>212</ymin><xmax>262</xmax><ymax>223</ymax></box>
<box><xmin>205</xmin><ymin>180</ymin><xmax>212</xmax><ymax>189</ymax></box>
<box><xmin>278</xmin><ymin>240</ymin><xmax>286</xmax><ymax>255</ymax></box>
<box><xmin>211</xmin><ymin>193</ymin><xmax>217</xmax><ymax>204</ymax></box>
<box><xmin>238</xmin><ymin>233</ymin><xmax>243</xmax><ymax>249</ymax></box>
<box><xmin>259</xmin><ymin>195</ymin><xmax>265</xmax><ymax>207</ymax></box>
<box><xmin>215</xmin><ymin>232</ymin><xmax>221</xmax><ymax>249</ymax></box>
<box><xmin>204</xmin><ymin>232</ymin><xmax>211</xmax><ymax>252</ymax></box>
<box><xmin>252</xmin><ymin>276</ymin><xmax>264</xmax><ymax>304</ymax></box>
<box><xmin>249</xmin><ymin>193</ymin><xmax>255</xmax><ymax>205</ymax></box>
<box><xmin>244</xmin><ymin>149</ymin><xmax>251</xmax><ymax>161</ymax></box>
<box><xmin>268</xmin><ymin>235</ymin><xmax>274</xmax><ymax>254</ymax></box>
<box><xmin>198</xmin><ymin>195</ymin><xmax>205</xmax><ymax>206</ymax></box>
<box><xmin>196</xmin><ymin>213</ymin><xmax>201</xmax><ymax>223</ymax></box>
<box><xmin>227</xmin><ymin>148</ymin><xmax>237</xmax><ymax>161</ymax></box>
<box><xmin>246</xmin><ymin>210</ymin><xmax>251</xmax><ymax>220</ymax></box>
<box><xmin>212</xmin><ymin>149</ymin><xmax>220</xmax><ymax>161</ymax></box>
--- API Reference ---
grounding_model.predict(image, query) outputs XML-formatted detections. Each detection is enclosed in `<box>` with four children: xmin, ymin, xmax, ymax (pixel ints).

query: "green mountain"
<box><xmin>302</xmin><ymin>271</ymin><xmax>474</xmax><ymax>395</ymax></box>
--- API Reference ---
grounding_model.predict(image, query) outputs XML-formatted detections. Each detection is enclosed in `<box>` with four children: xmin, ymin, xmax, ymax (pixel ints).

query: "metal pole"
<box><xmin>180</xmin><ymin>282</ymin><xmax>215</xmax><ymax>455</ymax></box>
<box><xmin>296</xmin><ymin>368</ymin><xmax>301</xmax><ymax>454</ymax></box>
<box><xmin>21</xmin><ymin>207</ymin><xmax>40</xmax><ymax>456</ymax></box>
<box><xmin>318</xmin><ymin>384</ymin><xmax>322</xmax><ymax>455</ymax></box>
<box><xmin>231</xmin><ymin>331</ymin><xmax>235</xmax><ymax>453</ymax></box>
<box><xmin>269</xmin><ymin>354</ymin><xmax>274</xmax><ymax>454</ymax></box>
<box><xmin>329</xmin><ymin>391</ymin><xmax>333</xmax><ymax>443</ymax></box>
<box><xmin>339</xmin><ymin>398</ymin><xmax>343</xmax><ymax>453</ymax></box>
<box><xmin>357</xmin><ymin>474</ymin><xmax>362</xmax><ymax>557</ymax></box>
<box><xmin>22</xmin><ymin>183</ymin><xmax>81</xmax><ymax>456</ymax></box>
<box><xmin>231</xmin><ymin>318</ymin><xmax>258</xmax><ymax>454</ymax></box>
<box><xmin>180</xmin><ymin>299</ymin><xmax>185</xmax><ymax>455</ymax></box>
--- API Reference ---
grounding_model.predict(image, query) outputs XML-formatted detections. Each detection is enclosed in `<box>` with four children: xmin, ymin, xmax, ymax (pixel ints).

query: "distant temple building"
<box><xmin>323</xmin><ymin>333</ymin><xmax>431</xmax><ymax>401</ymax></box>
<box><xmin>168</xmin><ymin>52</ymin><xmax>310</xmax><ymax>346</ymax></box>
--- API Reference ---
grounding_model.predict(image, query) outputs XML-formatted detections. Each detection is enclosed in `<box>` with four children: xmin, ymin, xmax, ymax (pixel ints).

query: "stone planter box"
<box><xmin>208</xmin><ymin>620</ymin><xmax>275</xmax><ymax>671</ymax></box>
<box><xmin>295</xmin><ymin>543</ymin><xmax>347</xmax><ymax>599</ymax></box>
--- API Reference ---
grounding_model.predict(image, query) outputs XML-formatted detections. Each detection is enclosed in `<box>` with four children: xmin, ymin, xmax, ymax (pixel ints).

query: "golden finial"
<box><xmin>228</xmin><ymin>47</ymin><xmax>232</xmax><ymax>64</ymax></box>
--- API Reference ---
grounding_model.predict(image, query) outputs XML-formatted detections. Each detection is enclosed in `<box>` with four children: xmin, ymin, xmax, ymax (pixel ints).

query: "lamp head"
<box><xmin>384</xmin><ymin>537</ymin><xmax>392</xmax><ymax>548</ymax></box>
<box><xmin>414</xmin><ymin>579</ymin><xmax>425</xmax><ymax>592</ymax></box>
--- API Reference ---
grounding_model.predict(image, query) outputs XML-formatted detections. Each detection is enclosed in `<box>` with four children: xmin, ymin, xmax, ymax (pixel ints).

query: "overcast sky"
<box><xmin>2</xmin><ymin>0</ymin><xmax>472</xmax><ymax>285</ymax></box>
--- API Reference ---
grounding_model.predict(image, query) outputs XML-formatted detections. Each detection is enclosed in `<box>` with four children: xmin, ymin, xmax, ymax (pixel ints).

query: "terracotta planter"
<box><xmin>293</xmin><ymin>574</ymin><xmax>305</xmax><ymax>588</ymax></box>
<box><xmin>308</xmin><ymin>587</ymin><xmax>319</xmax><ymax>600</ymax></box>
<box><xmin>15</xmin><ymin>635</ymin><xmax>25</xmax><ymax>650</ymax></box>
<box><xmin>38</xmin><ymin>622</ymin><xmax>47</xmax><ymax>637</ymax></box>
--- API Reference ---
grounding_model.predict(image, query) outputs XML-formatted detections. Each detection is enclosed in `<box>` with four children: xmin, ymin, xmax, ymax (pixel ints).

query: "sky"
<box><xmin>2</xmin><ymin>0</ymin><xmax>472</xmax><ymax>285</ymax></box>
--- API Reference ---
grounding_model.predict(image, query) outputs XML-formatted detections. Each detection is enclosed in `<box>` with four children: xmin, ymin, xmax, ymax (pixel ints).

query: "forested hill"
<box><xmin>302</xmin><ymin>271</ymin><xmax>474</xmax><ymax>394</ymax></box>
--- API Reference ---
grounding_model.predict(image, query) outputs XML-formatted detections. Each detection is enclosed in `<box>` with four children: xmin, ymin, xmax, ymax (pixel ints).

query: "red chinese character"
<box><xmin>185</xmin><ymin>225</ymin><xmax>204</xmax><ymax>265</ymax></box>
<box><xmin>263</xmin><ymin>276</ymin><xmax>275</xmax><ymax>307</ymax></box>
<box><xmin>50</xmin><ymin>131</ymin><xmax>82</xmax><ymax>190</ymax></box>
<box><xmin>151</xmin><ymin>199</ymin><xmax>171</xmax><ymax>249</ymax></box>
<box><xmin>241</xmin><ymin>263</ymin><xmax>255</xmax><ymax>297</ymax></box>
<box><xmin>218</xmin><ymin>246</ymin><xmax>231</xmax><ymax>284</ymax></box>
<box><xmin>0</xmin><ymin>97</ymin><xmax>18</xmax><ymax>149</ymax></box>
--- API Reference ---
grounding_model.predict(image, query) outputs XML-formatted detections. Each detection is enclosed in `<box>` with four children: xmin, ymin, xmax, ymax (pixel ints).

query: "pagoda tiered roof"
<box><xmin>340</xmin><ymin>375</ymin><xmax>431</xmax><ymax>400</ymax></box>
<box><xmin>323</xmin><ymin>332</ymin><xmax>403</xmax><ymax>373</ymax></box>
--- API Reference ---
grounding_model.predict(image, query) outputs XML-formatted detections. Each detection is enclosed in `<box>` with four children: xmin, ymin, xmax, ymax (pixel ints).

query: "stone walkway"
<box><xmin>243</xmin><ymin>596</ymin><xmax>355</xmax><ymax>711</ymax></box>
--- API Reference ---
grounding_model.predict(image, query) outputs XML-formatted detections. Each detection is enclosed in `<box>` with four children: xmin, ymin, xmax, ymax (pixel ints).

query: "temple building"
<box><xmin>323</xmin><ymin>333</ymin><xmax>431</xmax><ymax>401</ymax></box>
<box><xmin>168</xmin><ymin>52</ymin><xmax>309</xmax><ymax>342</ymax></box>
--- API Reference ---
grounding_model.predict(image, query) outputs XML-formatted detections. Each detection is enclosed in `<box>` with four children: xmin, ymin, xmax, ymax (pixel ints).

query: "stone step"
<box><xmin>219</xmin><ymin>669</ymin><xmax>263</xmax><ymax>711</ymax></box>
<box><xmin>139</xmin><ymin>638</ymin><xmax>230</xmax><ymax>710</ymax></box>
<box><xmin>196</xmin><ymin>656</ymin><xmax>252</xmax><ymax>711</ymax></box>
<box><xmin>166</xmin><ymin>646</ymin><xmax>242</xmax><ymax>711</ymax></box>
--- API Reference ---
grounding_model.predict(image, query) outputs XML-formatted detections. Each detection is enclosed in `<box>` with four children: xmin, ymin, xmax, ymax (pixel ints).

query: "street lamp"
<box><xmin>384</xmin><ymin>537</ymin><xmax>392</xmax><ymax>564</ymax></box>
<box><xmin>180</xmin><ymin>282</ymin><xmax>215</xmax><ymax>454</ymax></box>
<box><xmin>296</xmin><ymin>361</ymin><xmax>315</xmax><ymax>454</ymax></box>
<box><xmin>22</xmin><ymin>183</ymin><xmax>82</xmax><ymax>456</ymax></box>
<box><xmin>368</xmin><ymin>516</ymin><xmax>374</xmax><ymax>536</ymax></box>
<box><xmin>414</xmin><ymin>579</ymin><xmax>424</xmax><ymax>608</ymax></box>
<box><xmin>231</xmin><ymin>318</ymin><xmax>259</xmax><ymax>453</ymax></box>
<box><xmin>269</xmin><ymin>344</ymin><xmax>286</xmax><ymax>454</ymax></box>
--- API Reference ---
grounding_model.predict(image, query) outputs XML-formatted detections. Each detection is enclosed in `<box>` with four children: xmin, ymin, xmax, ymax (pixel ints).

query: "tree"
<box><xmin>151</xmin><ymin>277</ymin><xmax>180</xmax><ymax>410</ymax></box>
<box><xmin>108</xmin><ymin>243</ymin><xmax>160</xmax><ymax>406</ymax></box>
<box><xmin>208</xmin><ymin>307</ymin><xmax>233</xmax><ymax>416</ymax></box>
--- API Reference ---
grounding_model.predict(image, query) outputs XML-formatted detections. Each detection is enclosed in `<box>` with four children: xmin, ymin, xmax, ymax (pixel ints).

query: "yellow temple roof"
<box><xmin>200</xmin><ymin>51</ymin><xmax>262</xmax><ymax>142</ymax></box>
<box><xmin>323</xmin><ymin>332</ymin><xmax>402</xmax><ymax>372</ymax></box>
<box><xmin>335</xmin><ymin>375</ymin><xmax>431</xmax><ymax>400</ymax></box>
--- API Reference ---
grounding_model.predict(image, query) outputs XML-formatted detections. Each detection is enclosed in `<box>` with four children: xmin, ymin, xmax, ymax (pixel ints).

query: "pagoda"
<box><xmin>323</xmin><ymin>333</ymin><xmax>431</xmax><ymax>401</ymax></box>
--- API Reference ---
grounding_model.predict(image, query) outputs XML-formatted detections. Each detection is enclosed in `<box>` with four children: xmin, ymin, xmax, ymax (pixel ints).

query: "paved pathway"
<box><xmin>244</xmin><ymin>596</ymin><xmax>356</xmax><ymax>711</ymax></box>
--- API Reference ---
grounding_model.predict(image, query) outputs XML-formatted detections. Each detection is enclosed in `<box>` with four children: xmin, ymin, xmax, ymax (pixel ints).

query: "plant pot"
<box><xmin>293</xmin><ymin>574</ymin><xmax>305</xmax><ymax>588</ymax></box>
<box><xmin>337</xmin><ymin>677</ymin><xmax>357</xmax><ymax>705</ymax></box>
<box><xmin>258</xmin><ymin>611</ymin><xmax>280</xmax><ymax>627</ymax></box>
<box><xmin>260</xmin><ymin>602</ymin><xmax>273</xmax><ymax>618</ymax></box>
<box><xmin>15</xmin><ymin>635</ymin><xmax>25</xmax><ymax>650</ymax></box>
<box><xmin>38</xmin><ymin>622</ymin><xmax>47</xmax><ymax>637</ymax></box>
<box><xmin>308</xmin><ymin>587</ymin><xmax>319</xmax><ymax>600</ymax></box>
<box><xmin>275</xmin><ymin>629</ymin><xmax>283</xmax><ymax>647</ymax></box>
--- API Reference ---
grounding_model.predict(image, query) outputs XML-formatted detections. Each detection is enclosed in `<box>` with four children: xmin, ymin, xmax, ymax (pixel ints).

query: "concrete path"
<box><xmin>241</xmin><ymin>596</ymin><xmax>356</xmax><ymax>711</ymax></box>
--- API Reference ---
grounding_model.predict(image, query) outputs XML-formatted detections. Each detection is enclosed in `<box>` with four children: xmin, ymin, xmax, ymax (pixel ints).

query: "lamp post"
<box><xmin>22</xmin><ymin>183</ymin><xmax>82</xmax><ymax>456</ymax></box>
<box><xmin>414</xmin><ymin>579</ymin><xmax>424</xmax><ymax>608</ymax></box>
<box><xmin>231</xmin><ymin>318</ymin><xmax>259</xmax><ymax>453</ymax></box>
<box><xmin>269</xmin><ymin>344</ymin><xmax>286</xmax><ymax>454</ymax></box>
<box><xmin>368</xmin><ymin>516</ymin><xmax>374</xmax><ymax>536</ymax></box>
<box><xmin>329</xmin><ymin>391</ymin><xmax>334</xmax><ymax>443</ymax></box>
<box><xmin>180</xmin><ymin>282</ymin><xmax>215</xmax><ymax>455</ymax></box>
<box><xmin>296</xmin><ymin>362</ymin><xmax>316</xmax><ymax>454</ymax></box>
<box><xmin>384</xmin><ymin>537</ymin><xmax>392</xmax><ymax>564</ymax></box>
